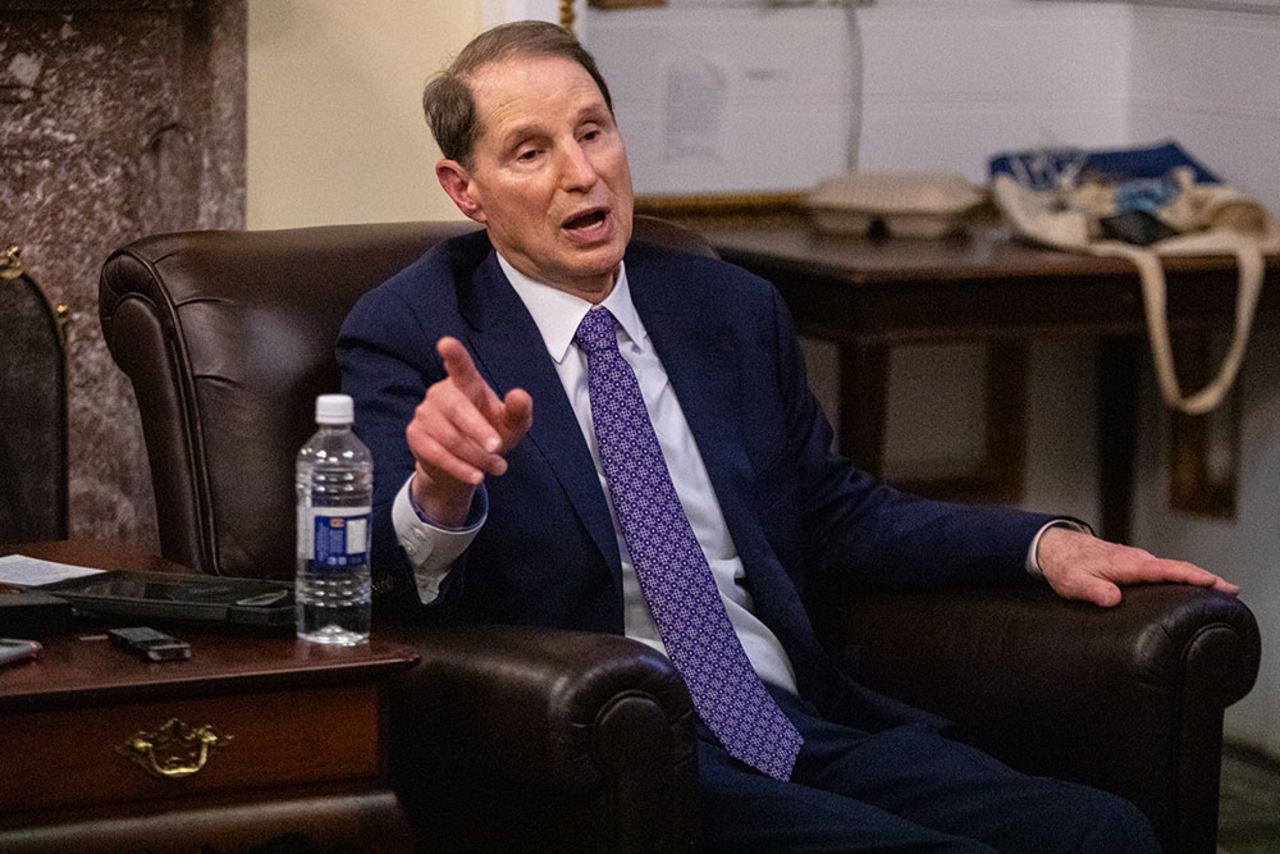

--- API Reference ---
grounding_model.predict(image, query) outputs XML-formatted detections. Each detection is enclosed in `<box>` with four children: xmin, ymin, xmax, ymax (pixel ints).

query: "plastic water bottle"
<box><xmin>295</xmin><ymin>394</ymin><xmax>373</xmax><ymax>645</ymax></box>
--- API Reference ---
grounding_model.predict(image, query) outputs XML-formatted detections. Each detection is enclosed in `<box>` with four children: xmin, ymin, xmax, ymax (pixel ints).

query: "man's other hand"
<box><xmin>1037</xmin><ymin>526</ymin><xmax>1240</xmax><ymax>607</ymax></box>
<box><xmin>406</xmin><ymin>336</ymin><xmax>533</xmax><ymax>526</ymax></box>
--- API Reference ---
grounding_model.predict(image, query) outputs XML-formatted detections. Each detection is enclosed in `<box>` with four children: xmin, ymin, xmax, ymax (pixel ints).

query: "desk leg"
<box><xmin>839</xmin><ymin>342</ymin><xmax>890</xmax><ymax>476</ymax></box>
<box><xmin>1096</xmin><ymin>337</ymin><xmax>1141</xmax><ymax>543</ymax></box>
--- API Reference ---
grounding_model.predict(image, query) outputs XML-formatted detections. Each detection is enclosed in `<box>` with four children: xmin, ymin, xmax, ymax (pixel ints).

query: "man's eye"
<box><xmin>581</xmin><ymin>129</ymin><xmax>600</xmax><ymax>143</ymax></box>
<box><xmin>516</xmin><ymin>149</ymin><xmax>540</xmax><ymax>162</ymax></box>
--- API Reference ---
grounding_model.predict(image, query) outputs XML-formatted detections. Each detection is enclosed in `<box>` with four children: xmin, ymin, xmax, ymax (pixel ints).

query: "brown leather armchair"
<box><xmin>100</xmin><ymin>218</ymin><xmax>1260</xmax><ymax>854</ymax></box>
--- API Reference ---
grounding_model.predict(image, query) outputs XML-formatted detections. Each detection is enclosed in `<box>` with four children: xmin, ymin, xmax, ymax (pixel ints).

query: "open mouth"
<box><xmin>563</xmin><ymin>209</ymin><xmax>608</xmax><ymax>232</ymax></box>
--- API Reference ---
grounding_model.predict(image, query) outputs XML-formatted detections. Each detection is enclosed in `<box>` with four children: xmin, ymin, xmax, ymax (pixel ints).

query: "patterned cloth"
<box><xmin>575</xmin><ymin>306</ymin><xmax>803</xmax><ymax>781</ymax></box>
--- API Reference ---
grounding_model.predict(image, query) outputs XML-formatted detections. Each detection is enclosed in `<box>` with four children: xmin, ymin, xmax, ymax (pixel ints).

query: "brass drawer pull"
<box><xmin>119</xmin><ymin>718</ymin><xmax>233</xmax><ymax>780</ymax></box>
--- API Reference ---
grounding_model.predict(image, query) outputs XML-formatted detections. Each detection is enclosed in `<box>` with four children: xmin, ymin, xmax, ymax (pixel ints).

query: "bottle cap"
<box><xmin>316</xmin><ymin>394</ymin><xmax>354</xmax><ymax>425</ymax></box>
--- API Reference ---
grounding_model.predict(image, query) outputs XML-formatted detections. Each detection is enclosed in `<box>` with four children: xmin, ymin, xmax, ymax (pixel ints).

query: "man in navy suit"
<box><xmin>339</xmin><ymin>20</ymin><xmax>1237</xmax><ymax>853</ymax></box>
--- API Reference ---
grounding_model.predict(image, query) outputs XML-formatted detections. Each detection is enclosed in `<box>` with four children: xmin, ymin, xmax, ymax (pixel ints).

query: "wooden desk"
<box><xmin>693</xmin><ymin>221</ymin><xmax>1280</xmax><ymax>541</ymax></box>
<box><xmin>0</xmin><ymin>542</ymin><xmax>419</xmax><ymax>853</ymax></box>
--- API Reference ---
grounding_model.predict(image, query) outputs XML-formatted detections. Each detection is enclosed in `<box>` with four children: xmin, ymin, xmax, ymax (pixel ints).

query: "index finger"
<box><xmin>436</xmin><ymin>336</ymin><xmax>506</xmax><ymax>447</ymax></box>
<box><xmin>438</xmin><ymin>337</ymin><xmax>487</xmax><ymax>393</ymax></box>
<box><xmin>1138</xmin><ymin>557</ymin><xmax>1236</xmax><ymax>592</ymax></box>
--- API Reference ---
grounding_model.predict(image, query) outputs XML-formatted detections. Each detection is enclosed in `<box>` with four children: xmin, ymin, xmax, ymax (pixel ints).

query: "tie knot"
<box><xmin>574</xmin><ymin>307</ymin><xmax>618</xmax><ymax>355</ymax></box>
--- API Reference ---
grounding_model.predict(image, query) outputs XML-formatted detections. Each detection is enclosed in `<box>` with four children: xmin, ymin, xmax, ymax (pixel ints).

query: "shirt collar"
<box><xmin>496</xmin><ymin>253</ymin><xmax>647</xmax><ymax>363</ymax></box>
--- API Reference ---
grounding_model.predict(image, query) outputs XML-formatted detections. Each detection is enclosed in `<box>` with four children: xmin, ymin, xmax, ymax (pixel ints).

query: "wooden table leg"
<box><xmin>1096</xmin><ymin>336</ymin><xmax>1142</xmax><ymax>543</ymax></box>
<box><xmin>839</xmin><ymin>342</ymin><xmax>891</xmax><ymax>475</ymax></box>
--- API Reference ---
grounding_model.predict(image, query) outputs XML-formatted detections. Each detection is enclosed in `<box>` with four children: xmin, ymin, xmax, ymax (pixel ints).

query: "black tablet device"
<box><xmin>38</xmin><ymin>571</ymin><xmax>295</xmax><ymax>627</ymax></box>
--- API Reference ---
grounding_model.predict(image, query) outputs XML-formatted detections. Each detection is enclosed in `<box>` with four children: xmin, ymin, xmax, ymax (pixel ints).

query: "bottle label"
<box><xmin>299</xmin><ymin>506</ymin><xmax>370</xmax><ymax>570</ymax></box>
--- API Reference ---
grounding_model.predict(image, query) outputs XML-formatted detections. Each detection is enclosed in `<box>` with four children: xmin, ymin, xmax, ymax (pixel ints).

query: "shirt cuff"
<box><xmin>392</xmin><ymin>475</ymin><xmax>487</xmax><ymax>602</ymax></box>
<box><xmin>1026</xmin><ymin>519</ymin><xmax>1093</xmax><ymax>577</ymax></box>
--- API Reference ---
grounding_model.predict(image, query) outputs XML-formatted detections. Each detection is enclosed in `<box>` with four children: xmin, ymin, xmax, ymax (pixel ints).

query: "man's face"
<box><xmin>436</xmin><ymin>54</ymin><xmax>634</xmax><ymax>300</ymax></box>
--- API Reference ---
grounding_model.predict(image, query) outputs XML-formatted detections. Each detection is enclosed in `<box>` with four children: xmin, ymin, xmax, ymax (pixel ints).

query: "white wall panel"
<box><xmin>1130</xmin><ymin>6</ymin><xmax>1280</xmax><ymax>208</ymax></box>
<box><xmin>859</xmin><ymin>0</ymin><xmax>1132</xmax><ymax>178</ymax></box>
<box><xmin>858</xmin><ymin>104</ymin><xmax>1131</xmax><ymax>180</ymax></box>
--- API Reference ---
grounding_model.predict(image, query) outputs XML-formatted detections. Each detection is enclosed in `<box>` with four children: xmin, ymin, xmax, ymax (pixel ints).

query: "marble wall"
<box><xmin>1</xmin><ymin>0</ymin><xmax>246</xmax><ymax>545</ymax></box>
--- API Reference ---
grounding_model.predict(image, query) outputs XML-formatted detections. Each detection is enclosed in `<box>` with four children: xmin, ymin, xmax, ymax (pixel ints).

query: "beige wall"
<box><xmin>246</xmin><ymin>1</ymin><xmax>481</xmax><ymax>228</ymax></box>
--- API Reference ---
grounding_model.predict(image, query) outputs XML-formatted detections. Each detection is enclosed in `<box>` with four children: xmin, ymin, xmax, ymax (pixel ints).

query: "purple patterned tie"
<box><xmin>575</xmin><ymin>306</ymin><xmax>802</xmax><ymax>781</ymax></box>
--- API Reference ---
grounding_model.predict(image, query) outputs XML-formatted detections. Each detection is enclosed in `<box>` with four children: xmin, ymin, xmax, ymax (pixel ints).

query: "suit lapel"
<box><xmin>629</xmin><ymin>257</ymin><xmax>775</xmax><ymax>568</ymax></box>
<box><xmin>459</xmin><ymin>252</ymin><xmax>622</xmax><ymax>579</ymax></box>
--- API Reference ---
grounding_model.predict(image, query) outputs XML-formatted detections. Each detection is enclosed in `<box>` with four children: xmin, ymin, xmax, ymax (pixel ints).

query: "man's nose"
<box><xmin>558</xmin><ymin>142</ymin><xmax>599</xmax><ymax>191</ymax></box>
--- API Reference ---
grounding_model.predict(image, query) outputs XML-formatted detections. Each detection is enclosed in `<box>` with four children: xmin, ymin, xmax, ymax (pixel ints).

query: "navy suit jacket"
<box><xmin>338</xmin><ymin>229</ymin><xmax>1054</xmax><ymax>723</ymax></box>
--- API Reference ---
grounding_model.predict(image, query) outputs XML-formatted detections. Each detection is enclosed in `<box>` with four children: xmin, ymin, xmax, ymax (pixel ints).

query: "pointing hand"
<box><xmin>405</xmin><ymin>337</ymin><xmax>533</xmax><ymax>526</ymax></box>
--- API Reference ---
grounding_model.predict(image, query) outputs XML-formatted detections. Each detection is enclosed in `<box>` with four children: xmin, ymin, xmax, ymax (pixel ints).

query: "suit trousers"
<box><xmin>695</xmin><ymin>687</ymin><xmax>1160</xmax><ymax>853</ymax></box>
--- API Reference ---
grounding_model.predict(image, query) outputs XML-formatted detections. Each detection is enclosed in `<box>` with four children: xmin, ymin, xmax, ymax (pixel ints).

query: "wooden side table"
<box><xmin>687</xmin><ymin>219</ymin><xmax>1280</xmax><ymax>542</ymax></box>
<box><xmin>0</xmin><ymin>542</ymin><xmax>420</xmax><ymax>853</ymax></box>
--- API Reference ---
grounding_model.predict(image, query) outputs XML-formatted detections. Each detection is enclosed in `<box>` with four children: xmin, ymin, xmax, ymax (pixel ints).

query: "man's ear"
<box><xmin>436</xmin><ymin>159</ymin><xmax>487</xmax><ymax>224</ymax></box>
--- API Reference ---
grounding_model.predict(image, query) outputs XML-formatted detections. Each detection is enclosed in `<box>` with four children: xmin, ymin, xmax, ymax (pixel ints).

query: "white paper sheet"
<box><xmin>0</xmin><ymin>554</ymin><xmax>107</xmax><ymax>587</ymax></box>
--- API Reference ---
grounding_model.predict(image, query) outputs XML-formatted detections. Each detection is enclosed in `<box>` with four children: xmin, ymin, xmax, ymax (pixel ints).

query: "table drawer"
<box><xmin>0</xmin><ymin>683</ymin><xmax>382</xmax><ymax>815</ymax></box>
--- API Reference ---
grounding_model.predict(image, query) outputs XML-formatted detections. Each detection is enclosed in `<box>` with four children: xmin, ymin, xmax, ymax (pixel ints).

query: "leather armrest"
<box><xmin>812</xmin><ymin>582</ymin><xmax>1260</xmax><ymax>851</ymax></box>
<box><xmin>383</xmin><ymin>623</ymin><xmax>698</xmax><ymax>852</ymax></box>
<box><xmin>386</xmin><ymin>623</ymin><xmax>694</xmax><ymax>786</ymax></box>
<box><xmin>816</xmin><ymin>583</ymin><xmax>1259</xmax><ymax>725</ymax></box>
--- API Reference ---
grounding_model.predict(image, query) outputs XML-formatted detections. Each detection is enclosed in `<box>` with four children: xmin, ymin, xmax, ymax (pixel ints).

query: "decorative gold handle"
<box><xmin>119</xmin><ymin>718</ymin><xmax>233</xmax><ymax>780</ymax></box>
<box><xmin>1</xmin><ymin>245</ymin><xmax>23</xmax><ymax>280</ymax></box>
<box><xmin>54</xmin><ymin>303</ymin><xmax>70</xmax><ymax>347</ymax></box>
